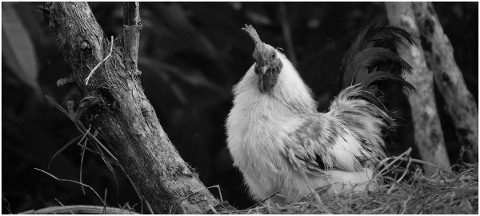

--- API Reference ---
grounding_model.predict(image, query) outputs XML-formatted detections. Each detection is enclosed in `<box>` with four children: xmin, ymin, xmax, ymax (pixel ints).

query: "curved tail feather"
<box><xmin>339</xmin><ymin>21</ymin><xmax>415</xmax><ymax>93</ymax></box>
<box><xmin>337</xmin><ymin>21</ymin><xmax>416</xmax><ymax>146</ymax></box>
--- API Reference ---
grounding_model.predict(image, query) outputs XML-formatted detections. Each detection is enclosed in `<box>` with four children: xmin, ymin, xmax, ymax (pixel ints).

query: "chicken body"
<box><xmin>227</xmin><ymin>23</ymin><xmax>413</xmax><ymax>203</ymax></box>
<box><xmin>228</xmin><ymin>51</ymin><xmax>389</xmax><ymax>203</ymax></box>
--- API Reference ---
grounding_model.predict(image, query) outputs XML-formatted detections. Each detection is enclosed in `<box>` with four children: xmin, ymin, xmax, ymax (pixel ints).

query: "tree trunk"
<box><xmin>40</xmin><ymin>2</ymin><xmax>220</xmax><ymax>213</ymax></box>
<box><xmin>385</xmin><ymin>2</ymin><xmax>451</xmax><ymax>173</ymax></box>
<box><xmin>412</xmin><ymin>2</ymin><xmax>478</xmax><ymax>161</ymax></box>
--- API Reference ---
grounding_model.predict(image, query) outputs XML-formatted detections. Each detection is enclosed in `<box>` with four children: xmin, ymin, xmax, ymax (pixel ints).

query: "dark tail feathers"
<box><xmin>338</xmin><ymin>21</ymin><xmax>416</xmax><ymax>145</ymax></box>
<box><xmin>339</xmin><ymin>21</ymin><xmax>415</xmax><ymax>94</ymax></box>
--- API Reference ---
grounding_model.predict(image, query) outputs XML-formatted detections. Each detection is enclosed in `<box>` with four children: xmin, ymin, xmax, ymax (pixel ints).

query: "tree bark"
<box><xmin>40</xmin><ymin>2</ymin><xmax>220</xmax><ymax>213</ymax></box>
<box><xmin>412</xmin><ymin>2</ymin><xmax>478</xmax><ymax>161</ymax></box>
<box><xmin>385</xmin><ymin>2</ymin><xmax>451</xmax><ymax>173</ymax></box>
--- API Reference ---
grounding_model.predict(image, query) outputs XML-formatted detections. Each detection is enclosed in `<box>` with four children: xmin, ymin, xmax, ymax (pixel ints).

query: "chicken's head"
<box><xmin>243</xmin><ymin>25</ymin><xmax>283</xmax><ymax>93</ymax></box>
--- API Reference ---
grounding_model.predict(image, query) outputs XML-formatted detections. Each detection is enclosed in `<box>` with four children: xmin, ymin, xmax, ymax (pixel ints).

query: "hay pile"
<box><xmin>229</xmin><ymin>161</ymin><xmax>478</xmax><ymax>214</ymax></box>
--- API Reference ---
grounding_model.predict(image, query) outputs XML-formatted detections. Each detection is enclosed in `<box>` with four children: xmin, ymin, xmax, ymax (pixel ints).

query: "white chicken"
<box><xmin>226</xmin><ymin>22</ymin><xmax>414</xmax><ymax>203</ymax></box>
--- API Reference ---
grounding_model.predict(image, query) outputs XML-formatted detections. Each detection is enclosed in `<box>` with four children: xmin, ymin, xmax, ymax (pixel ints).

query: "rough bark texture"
<box><xmin>412</xmin><ymin>2</ymin><xmax>478</xmax><ymax>161</ymax></box>
<box><xmin>385</xmin><ymin>2</ymin><xmax>451</xmax><ymax>173</ymax></box>
<box><xmin>40</xmin><ymin>2</ymin><xmax>219</xmax><ymax>213</ymax></box>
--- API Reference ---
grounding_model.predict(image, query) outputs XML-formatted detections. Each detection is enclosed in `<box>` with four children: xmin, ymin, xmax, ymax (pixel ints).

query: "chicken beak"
<box><xmin>258</xmin><ymin>66</ymin><xmax>278</xmax><ymax>93</ymax></box>
<box><xmin>258</xmin><ymin>66</ymin><xmax>268</xmax><ymax>92</ymax></box>
<box><xmin>260</xmin><ymin>66</ymin><xmax>268</xmax><ymax>75</ymax></box>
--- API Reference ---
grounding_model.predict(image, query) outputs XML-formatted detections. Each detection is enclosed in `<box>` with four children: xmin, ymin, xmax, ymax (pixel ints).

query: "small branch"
<box><xmin>208</xmin><ymin>204</ymin><xmax>218</xmax><ymax>214</ymax></box>
<box><xmin>34</xmin><ymin>168</ymin><xmax>107</xmax><ymax>206</ymax></box>
<box><xmin>85</xmin><ymin>36</ymin><xmax>114</xmax><ymax>85</ymax></box>
<box><xmin>211</xmin><ymin>201</ymin><xmax>237</xmax><ymax>214</ymax></box>
<box><xmin>123</xmin><ymin>2</ymin><xmax>141</xmax><ymax>75</ymax></box>
<box><xmin>20</xmin><ymin>205</ymin><xmax>138</xmax><ymax>214</ymax></box>
<box><xmin>57</xmin><ymin>74</ymin><xmax>75</xmax><ymax>86</ymax></box>
<box><xmin>124</xmin><ymin>2</ymin><xmax>141</xmax><ymax>26</ymax></box>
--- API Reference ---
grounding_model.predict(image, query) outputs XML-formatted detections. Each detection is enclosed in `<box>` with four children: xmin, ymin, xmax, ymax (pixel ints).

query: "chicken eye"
<box><xmin>254</xmin><ymin>66</ymin><xmax>260</xmax><ymax>74</ymax></box>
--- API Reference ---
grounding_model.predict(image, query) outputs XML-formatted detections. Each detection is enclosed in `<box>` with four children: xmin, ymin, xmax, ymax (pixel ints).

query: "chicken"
<box><xmin>226</xmin><ymin>22</ymin><xmax>414</xmax><ymax>204</ymax></box>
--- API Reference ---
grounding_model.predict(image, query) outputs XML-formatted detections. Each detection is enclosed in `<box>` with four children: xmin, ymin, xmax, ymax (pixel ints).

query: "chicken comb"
<box><xmin>243</xmin><ymin>24</ymin><xmax>268</xmax><ymax>66</ymax></box>
<box><xmin>242</xmin><ymin>24</ymin><xmax>262</xmax><ymax>45</ymax></box>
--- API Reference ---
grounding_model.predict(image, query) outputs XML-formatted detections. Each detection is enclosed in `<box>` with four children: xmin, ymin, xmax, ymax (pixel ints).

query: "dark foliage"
<box><xmin>2</xmin><ymin>2</ymin><xmax>477</xmax><ymax>213</ymax></box>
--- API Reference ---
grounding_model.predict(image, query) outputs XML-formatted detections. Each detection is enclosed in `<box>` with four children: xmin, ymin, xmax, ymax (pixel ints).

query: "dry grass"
<box><xmin>26</xmin><ymin>151</ymin><xmax>477</xmax><ymax>214</ymax></box>
<box><xmin>227</xmin><ymin>158</ymin><xmax>478</xmax><ymax>214</ymax></box>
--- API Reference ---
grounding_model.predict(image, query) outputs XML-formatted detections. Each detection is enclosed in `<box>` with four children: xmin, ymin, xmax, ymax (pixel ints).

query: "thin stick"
<box><xmin>35</xmin><ymin>168</ymin><xmax>107</xmax><ymax>206</ymax></box>
<box><xmin>85</xmin><ymin>36</ymin><xmax>114</xmax><ymax>85</ymax></box>
<box><xmin>375</xmin><ymin>148</ymin><xmax>412</xmax><ymax>178</ymax></box>
<box><xmin>397</xmin><ymin>156</ymin><xmax>412</xmax><ymax>183</ymax></box>
<box><xmin>266</xmin><ymin>201</ymin><xmax>271</xmax><ymax>214</ymax></box>
<box><xmin>54</xmin><ymin>198</ymin><xmax>74</xmax><ymax>214</ymax></box>
<box><xmin>80</xmin><ymin>135</ymin><xmax>88</xmax><ymax>195</ymax></box>
<box><xmin>246</xmin><ymin>190</ymin><xmax>281</xmax><ymax>210</ymax></box>
<box><xmin>208</xmin><ymin>204</ymin><xmax>218</xmax><ymax>214</ymax></box>
<box><xmin>103</xmin><ymin>188</ymin><xmax>108</xmax><ymax>214</ymax></box>
<box><xmin>204</xmin><ymin>185</ymin><xmax>224</xmax><ymax>203</ymax></box>
<box><xmin>19</xmin><ymin>205</ymin><xmax>138</xmax><ymax>214</ymax></box>
<box><xmin>76</xmin><ymin>142</ymin><xmax>120</xmax><ymax>166</ymax></box>
<box><xmin>87</xmin><ymin>129</ymin><xmax>118</xmax><ymax>162</ymax></box>
<box><xmin>367</xmin><ymin>148</ymin><xmax>412</xmax><ymax>189</ymax></box>
<box><xmin>402</xmin><ymin>158</ymin><xmax>451</xmax><ymax>172</ymax></box>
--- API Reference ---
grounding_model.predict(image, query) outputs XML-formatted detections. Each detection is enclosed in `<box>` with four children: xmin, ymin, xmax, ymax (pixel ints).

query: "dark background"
<box><xmin>2</xmin><ymin>2</ymin><xmax>477</xmax><ymax>213</ymax></box>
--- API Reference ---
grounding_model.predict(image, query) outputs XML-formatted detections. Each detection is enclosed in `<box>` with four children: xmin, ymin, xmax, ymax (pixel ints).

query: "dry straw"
<box><xmin>227</xmin><ymin>150</ymin><xmax>478</xmax><ymax>214</ymax></box>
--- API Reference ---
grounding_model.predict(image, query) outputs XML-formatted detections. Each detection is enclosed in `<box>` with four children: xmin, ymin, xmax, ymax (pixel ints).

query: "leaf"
<box><xmin>48</xmin><ymin>134</ymin><xmax>83</xmax><ymax>170</ymax></box>
<box><xmin>90</xmin><ymin>139</ymin><xmax>119</xmax><ymax>194</ymax></box>
<box><xmin>45</xmin><ymin>95</ymin><xmax>72</xmax><ymax>120</ymax></box>
<box><xmin>2</xmin><ymin>3</ymin><xmax>41</xmax><ymax>98</ymax></box>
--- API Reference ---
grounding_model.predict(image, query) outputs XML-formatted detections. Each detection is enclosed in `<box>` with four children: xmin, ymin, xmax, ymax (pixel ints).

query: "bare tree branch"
<box><xmin>40</xmin><ymin>2</ymin><xmax>220</xmax><ymax>213</ymax></box>
<box><xmin>385</xmin><ymin>2</ymin><xmax>451</xmax><ymax>173</ymax></box>
<box><xmin>20</xmin><ymin>205</ymin><xmax>138</xmax><ymax>214</ymax></box>
<box><xmin>412</xmin><ymin>2</ymin><xmax>478</xmax><ymax>161</ymax></box>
